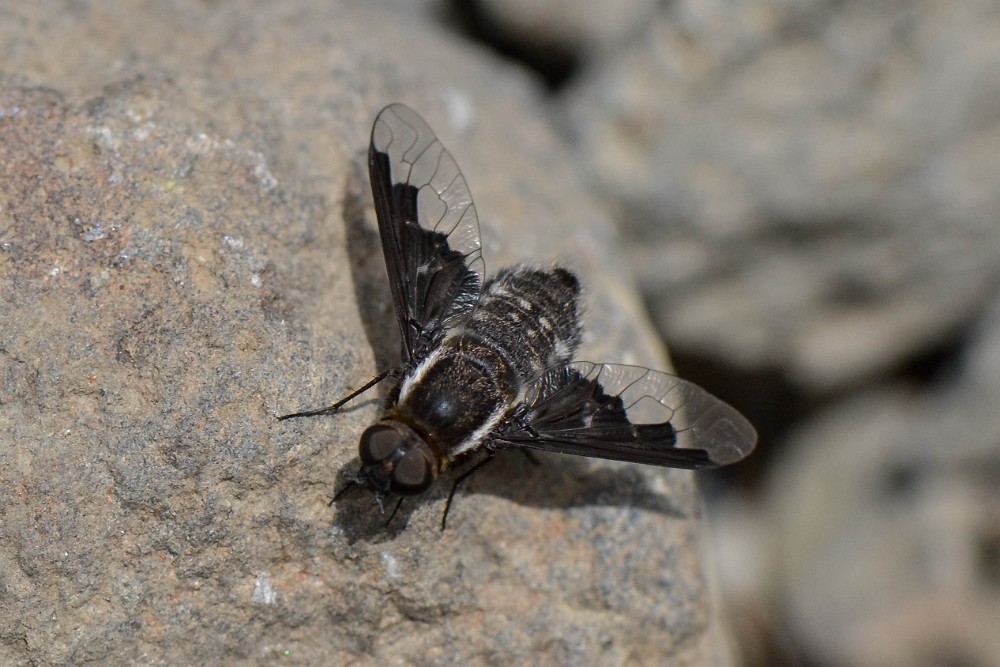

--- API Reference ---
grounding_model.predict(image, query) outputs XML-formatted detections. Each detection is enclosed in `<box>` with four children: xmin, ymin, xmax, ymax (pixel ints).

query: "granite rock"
<box><xmin>0</xmin><ymin>2</ymin><xmax>732</xmax><ymax>665</ymax></box>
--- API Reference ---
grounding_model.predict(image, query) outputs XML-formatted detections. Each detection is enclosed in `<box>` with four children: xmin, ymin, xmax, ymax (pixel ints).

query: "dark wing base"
<box><xmin>369</xmin><ymin>104</ymin><xmax>485</xmax><ymax>367</ymax></box>
<box><xmin>496</xmin><ymin>363</ymin><xmax>757</xmax><ymax>470</ymax></box>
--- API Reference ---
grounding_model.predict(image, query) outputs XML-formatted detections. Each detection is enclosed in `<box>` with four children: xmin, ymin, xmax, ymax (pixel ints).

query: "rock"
<box><xmin>552</xmin><ymin>2</ymin><xmax>1000</xmax><ymax>665</ymax></box>
<box><xmin>471</xmin><ymin>0</ymin><xmax>659</xmax><ymax>56</ymax></box>
<box><xmin>758</xmin><ymin>292</ymin><xmax>1000</xmax><ymax>667</ymax></box>
<box><xmin>0</xmin><ymin>2</ymin><xmax>733</xmax><ymax>664</ymax></box>
<box><xmin>562</xmin><ymin>0</ymin><xmax>1000</xmax><ymax>394</ymax></box>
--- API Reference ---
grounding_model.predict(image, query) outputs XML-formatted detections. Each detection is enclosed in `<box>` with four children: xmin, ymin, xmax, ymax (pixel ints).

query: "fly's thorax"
<box><xmin>395</xmin><ymin>345</ymin><xmax>517</xmax><ymax>457</ymax></box>
<box><xmin>388</xmin><ymin>266</ymin><xmax>582</xmax><ymax>460</ymax></box>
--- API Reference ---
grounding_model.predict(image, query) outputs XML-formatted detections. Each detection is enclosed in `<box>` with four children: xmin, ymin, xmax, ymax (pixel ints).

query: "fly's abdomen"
<box><xmin>465</xmin><ymin>266</ymin><xmax>582</xmax><ymax>382</ymax></box>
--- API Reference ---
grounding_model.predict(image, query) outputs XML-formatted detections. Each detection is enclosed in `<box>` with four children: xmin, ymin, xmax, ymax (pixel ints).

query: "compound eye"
<box><xmin>359</xmin><ymin>425</ymin><xmax>402</xmax><ymax>466</ymax></box>
<box><xmin>391</xmin><ymin>449</ymin><xmax>434</xmax><ymax>496</ymax></box>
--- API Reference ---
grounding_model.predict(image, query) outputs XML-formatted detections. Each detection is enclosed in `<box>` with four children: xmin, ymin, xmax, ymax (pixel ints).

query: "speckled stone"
<box><xmin>0</xmin><ymin>2</ymin><xmax>732</xmax><ymax>665</ymax></box>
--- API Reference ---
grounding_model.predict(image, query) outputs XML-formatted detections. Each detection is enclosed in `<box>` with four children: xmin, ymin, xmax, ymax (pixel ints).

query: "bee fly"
<box><xmin>280</xmin><ymin>104</ymin><xmax>757</xmax><ymax>528</ymax></box>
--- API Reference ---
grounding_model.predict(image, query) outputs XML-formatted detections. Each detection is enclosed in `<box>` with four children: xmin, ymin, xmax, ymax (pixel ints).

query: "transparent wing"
<box><xmin>368</xmin><ymin>103</ymin><xmax>485</xmax><ymax>367</ymax></box>
<box><xmin>497</xmin><ymin>362</ymin><xmax>757</xmax><ymax>469</ymax></box>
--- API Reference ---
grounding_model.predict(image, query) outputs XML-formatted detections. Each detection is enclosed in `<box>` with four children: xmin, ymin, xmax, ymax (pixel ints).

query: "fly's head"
<box><xmin>356</xmin><ymin>420</ymin><xmax>439</xmax><ymax>496</ymax></box>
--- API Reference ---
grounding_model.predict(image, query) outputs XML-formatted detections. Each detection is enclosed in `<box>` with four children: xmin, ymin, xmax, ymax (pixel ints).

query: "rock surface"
<box><xmin>485</xmin><ymin>1</ymin><xmax>1000</xmax><ymax>665</ymax></box>
<box><xmin>563</xmin><ymin>0</ymin><xmax>1000</xmax><ymax>395</ymax></box>
<box><xmin>9</xmin><ymin>0</ymin><xmax>994</xmax><ymax>664</ymax></box>
<box><xmin>762</xmin><ymin>291</ymin><xmax>1000</xmax><ymax>667</ymax></box>
<box><xmin>557</xmin><ymin>1</ymin><xmax>1000</xmax><ymax>664</ymax></box>
<box><xmin>0</xmin><ymin>2</ymin><xmax>731</xmax><ymax>665</ymax></box>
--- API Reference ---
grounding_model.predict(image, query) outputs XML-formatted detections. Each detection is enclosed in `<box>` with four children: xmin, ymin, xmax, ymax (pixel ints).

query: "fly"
<box><xmin>280</xmin><ymin>104</ymin><xmax>757</xmax><ymax>528</ymax></box>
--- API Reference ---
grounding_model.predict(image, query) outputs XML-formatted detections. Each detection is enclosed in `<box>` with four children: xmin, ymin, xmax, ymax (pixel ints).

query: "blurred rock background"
<box><xmin>456</xmin><ymin>0</ymin><xmax>1000</xmax><ymax>665</ymax></box>
<box><xmin>3</xmin><ymin>0</ymin><xmax>999</xmax><ymax>665</ymax></box>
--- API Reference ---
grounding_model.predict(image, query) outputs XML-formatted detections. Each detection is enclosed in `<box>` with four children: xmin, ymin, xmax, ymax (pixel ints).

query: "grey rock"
<box><xmin>556</xmin><ymin>3</ymin><xmax>1000</xmax><ymax>664</ymax></box>
<box><xmin>0</xmin><ymin>1</ymin><xmax>733</xmax><ymax>665</ymax></box>
<box><xmin>562</xmin><ymin>0</ymin><xmax>1000</xmax><ymax>392</ymax></box>
<box><xmin>757</xmin><ymin>292</ymin><xmax>1000</xmax><ymax>666</ymax></box>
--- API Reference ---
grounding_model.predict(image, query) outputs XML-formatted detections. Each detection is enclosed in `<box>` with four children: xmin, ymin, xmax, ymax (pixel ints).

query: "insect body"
<box><xmin>280</xmin><ymin>104</ymin><xmax>757</xmax><ymax>525</ymax></box>
<box><xmin>378</xmin><ymin>264</ymin><xmax>582</xmax><ymax>493</ymax></box>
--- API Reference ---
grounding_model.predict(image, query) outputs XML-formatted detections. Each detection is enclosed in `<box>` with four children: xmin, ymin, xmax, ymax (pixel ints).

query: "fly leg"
<box><xmin>385</xmin><ymin>497</ymin><xmax>405</xmax><ymax>527</ymax></box>
<box><xmin>278</xmin><ymin>368</ymin><xmax>399</xmax><ymax>420</ymax></box>
<box><xmin>441</xmin><ymin>454</ymin><xmax>496</xmax><ymax>531</ymax></box>
<box><xmin>328</xmin><ymin>480</ymin><xmax>358</xmax><ymax>506</ymax></box>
